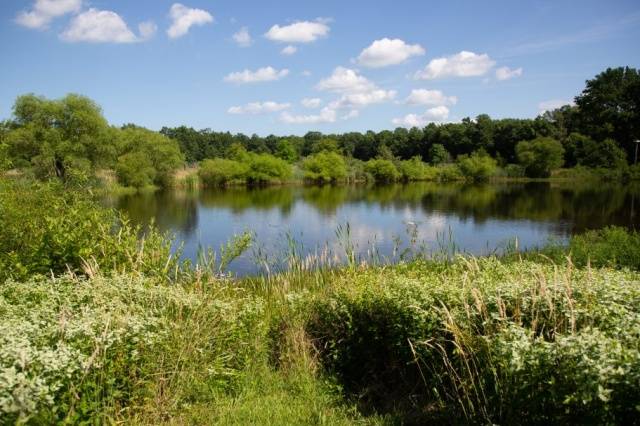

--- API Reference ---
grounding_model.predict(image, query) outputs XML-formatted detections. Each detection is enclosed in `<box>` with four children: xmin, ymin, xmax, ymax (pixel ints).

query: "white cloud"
<box><xmin>167</xmin><ymin>3</ymin><xmax>213</xmax><ymax>39</ymax></box>
<box><xmin>405</xmin><ymin>89</ymin><xmax>457</xmax><ymax>106</ymax></box>
<box><xmin>329</xmin><ymin>89</ymin><xmax>397</xmax><ymax>110</ymax></box>
<box><xmin>16</xmin><ymin>0</ymin><xmax>82</xmax><ymax>29</ymax></box>
<box><xmin>341</xmin><ymin>110</ymin><xmax>359</xmax><ymax>120</ymax></box>
<box><xmin>301</xmin><ymin>70</ymin><xmax>312</xmax><ymax>77</ymax></box>
<box><xmin>301</xmin><ymin>98</ymin><xmax>322</xmax><ymax>108</ymax></box>
<box><xmin>415</xmin><ymin>51</ymin><xmax>495</xmax><ymax>80</ymax></box>
<box><xmin>495</xmin><ymin>66</ymin><xmax>523</xmax><ymax>81</ymax></box>
<box><xmin>281</xmin><ymin>45</ymin><xmax>297</xmax><ymax>55</ymax></box>
<box><xmin>538</xmin><ymin>99</ymin><xmax>574</xmax><ymax>114</ymax></box>
<box><xmin>356</xmin><ymin>38</ymin><xmax>425</xmax><ymax>68</ymax></box>
<box><xmin>392</xmin><ymin>106</ymin><xmax>450</xmax><ymax>127</ymax></box>
<box><xmin>232</xmin><ymin>26</ymin><xmax>252</xmax><ymax>47</ymax></box>
<box><xmin>60</xmin><ymin>9</ymin><xmax>153</xmax><ymax>43</ymax></box>
<box><xmin>265</xmin><ymin>20</ymin><xmax>329</xmax><ymax>43</ymax></box>
<box><xmin>315</xmin><ymin>67</ymin><xmax>376</xmax><ymax>93</ymax></box>
<box><xmin>224</xmin><ymin>66</ymin><xmax>289</xmax><ymax>84</ymax></box>
<box><xmin>280</xmin><ymin>107</ymin><xmax>337</xmax><ymax>124</ymax></box>
<box><xmin>228</xmin><ymin>101</ymin><xmax>290</xmax><ymax>115</ymax></box>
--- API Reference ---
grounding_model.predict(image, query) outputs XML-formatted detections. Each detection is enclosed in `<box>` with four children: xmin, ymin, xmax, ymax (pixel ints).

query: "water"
<box><xmin>107</xmin><ymin>182</ymin><xmax>640</xmax><ymax>276</ymax></box>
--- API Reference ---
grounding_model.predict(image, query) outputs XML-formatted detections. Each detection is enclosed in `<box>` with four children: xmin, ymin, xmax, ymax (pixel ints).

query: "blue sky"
<box><xmin>1</xmin><ymin>0</ymin><xmax>639</xmax><ymax>135</ymax></box>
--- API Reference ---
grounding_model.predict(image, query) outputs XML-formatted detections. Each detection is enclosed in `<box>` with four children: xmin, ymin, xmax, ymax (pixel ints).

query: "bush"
<box><xmin>397</xmin><ymin>156</ymin><xmax>437</xmax><ymax>181</ymax></box>
<box><xmin>303</xmin><ymin>258</ymin><xmax>640</xmax><ymax>424</ymax></box>
<box><xmin>364</xmin><ymin>159</ymin><xmax>399</xmax><ymax>183</ymax></box>
<box><xmin>567</xmin><ymin>226</ymin><xmax>640</xmax><ymax>269</ymax></box>
<box><xmin>0</xmin><ymin>179</ymin><xmax>176</xmax><ymax>282</ymax></box>
<box><xmin>199</xmin><ymin>158</ymin><xmax>248</xmax><ymax>187</ymax></box>
<box><xmin>516</xmin><ymin>137</ymin><xmax>565</xmax><ymax>178</ymax></box>
<box><xmin>577</xmin><ymin>137</ymin><xmax>628</xmax><ymax>169</ymax></box>
<box><xmin>501</xmin><ymin>163</ymin><xmax>525</xmax><ymax>178</ymax></box>
<box><xmin>456</xmin><ymin>151</ymin><xmax>498</xmax><ymax>181</ymax></box>
<box><xmin>246</xmin><ymin>153</ymin><xmax>292</xmax><ymax>184</ymax></box>
<box><xmin>428</xmin><ymin>144</ymin><xmax>451</xmax><ymax>165</ymax></box>
<box><xmin>301</xmin><ymin>151</ymin><xmax>347</xmax><ymax>183</ymax></box>
<box><xmin>116</xmin><ymin>151</ymin><xmax>156</xmax><ymax>188</ymax></box>
<box><xmin>436</xmin><ymin>164</ymin><xmax>463</xmax><ymax>181</ymax></box>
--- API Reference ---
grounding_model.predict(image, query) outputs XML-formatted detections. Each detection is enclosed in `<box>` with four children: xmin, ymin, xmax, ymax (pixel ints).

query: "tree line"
<box><xmin>1</xmin><ymin>66</ymin><xmax>638</xmax><ymax>188</ymax></box>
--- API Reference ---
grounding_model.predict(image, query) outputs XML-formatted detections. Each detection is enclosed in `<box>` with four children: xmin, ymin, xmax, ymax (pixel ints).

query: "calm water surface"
<box><xmin>107</xmin><ymin>182</ymin><xmax>640</xmax><ymax>276</ymax></box>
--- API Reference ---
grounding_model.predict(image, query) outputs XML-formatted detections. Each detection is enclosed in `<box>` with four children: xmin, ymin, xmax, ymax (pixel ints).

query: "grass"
<box><xmin>2</xmin><ymin>176</ymin><xmax>640</xmax><ymax>424</ymax></box>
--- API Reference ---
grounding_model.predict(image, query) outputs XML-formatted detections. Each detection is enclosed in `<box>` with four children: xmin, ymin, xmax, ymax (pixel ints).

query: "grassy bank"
<box><xmin>1</xmin><ymin>178</ymin><xmax>640</xmax><ymax>424</ymax></box>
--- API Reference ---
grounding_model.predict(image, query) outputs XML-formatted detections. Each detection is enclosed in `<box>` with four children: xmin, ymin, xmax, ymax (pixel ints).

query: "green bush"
<box><xmin>364</xmin><ymin>159</ymin><xmax>399</xmax><ymax>183</ymax></box>
<box><xmin>567</xmin><ymin>226</ymin><xmax>640</xmax><ymax>269</ymax></box>
<box><xmin>428</xmin><ymin>144</ymin><xmax>451</xmax><ymax>165</ymax></box>
<box><xmin>115</xmin><ymin>151</ymin><xmax>156</xmax><ymax>188</ymax></box>
<box><xmin>245</xmin><ymin>153</ymin><xmax>292</xmax><ymax>184</ymax></box>
<box><xmin>397</xmin><ymin>156</ymin><xmax>437</xmax><ymax>181</ymax></box>
<box><xmin>303</xmin><ymin>258</ymin><xmax>640</xmax><ymax>424</ymax></box>
<box><xmin>0</xmin><ymin>179</ymin><xmax>176</xmax><ymax>282</ymax></box>
<box><xmin>456</xmin><ymin>151</ymin><xmax>498</xmax><ymax>181</ymax></box>
<box><xmin>577</xmin><ymin>138</ymin><xmax>628</xmax><ymax>169</ymax></box>
<box><xmin>501</xmin><ymin>163</ymin><xmax>526</xmax><ymax>177</ymax></box>
<box><xmin>301</xmin><ymin>151</ymin><xmax>348</xmax><ymax>183</ymax></box>
<box><xmin>436</xmin><ymin>163</ymin><xmax>463</xmax><ymax>181</ymax></box>
<box><xmin>516</xmin><ymin>137</ymin><xmax>565</xmax><ymax>178</ymax></box>
<box><xmin>199</xmin><ymin>158</ymin><xmax>249</xmax><ymax>187</ymax></box>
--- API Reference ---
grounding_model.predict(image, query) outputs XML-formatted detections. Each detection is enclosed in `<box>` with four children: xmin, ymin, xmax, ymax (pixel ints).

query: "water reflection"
<box><xmin>109</xmin><ymin>182</ymin><xmax>640</xmax><ymax>275</ymax></box>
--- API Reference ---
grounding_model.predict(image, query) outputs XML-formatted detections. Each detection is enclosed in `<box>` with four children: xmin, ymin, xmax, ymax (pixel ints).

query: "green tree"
<box><xmin>516</xmin><ymin>137</ymin><xmax>565</xmax><ymax>178</ymax></box>
<box><xmin>275</xmin><ymin>139</ymin><xmax>298</xmax><ymax>163</ymax></box>
<box><xmin>576</xmin><ymin>138</ymin><xmax>627</xmax><ymax>169</ymax></box>
<box><xmin>365</xmin><ymin>159</ymin><xmax>400</xmax><ymax>183</ymax></box>
<box><xmin>575</xmin><ymin>67</ymin><xmax>640</xmax><ymax>160</ymax></box>
<box><xmin>245</xmin><ymin>153</ymin><xmax>292</xmax><ymax>184</ymax></box>
<box><xmin>457</xmin><ymin>151</ymin><xmax>498</xmax><ymax>181</ymax></box>
<box><xmin>428</xmin><ymin>144</ymin><xmax>451</xmax><ymax>165</ymax></box>
<box><xmin>116</xmin><ymin>151</ymin><xmax>156</xmax><ymax>188</ymax></box>
<box><xmin>302</xmin><ymin>151</ymin><xmax>348</xmax><ymax>183</ymax></box>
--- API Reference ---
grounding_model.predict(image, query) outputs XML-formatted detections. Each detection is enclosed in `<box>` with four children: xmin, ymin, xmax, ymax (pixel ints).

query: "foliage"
<box><xmin>564</xmin><ymin>226</ymin><xmax>640</xmax><ymax>270</ymax></box>
<box><xmin>516</xmin><ymin>137</ymin><xmax>565</xmax><ymax>178</ymax></box>
<box><xmin>245</xmin><ymin>153</ymin><xmax>292</xmax><ymax>184</ymax></box>
<box><xmin>199</xmin><ymin>158</ymin><xmax>249</xmax><ymax>187</ymax></box>
<box><xmin>397</xmin><ymin>156</ymin><xmax>437</xmax><ymax>181</ymax></box>
<box><xmin>577</xmin><ymin>137</ymin><xmax>628</xmax><ymax>169</ymax></box>
<box><xmin>115</xmin><ymin>127</ymin><xmax>184</xmax><ymax>188</ymax></box>
<box><xmin>364</xmin><ymin>159</ymin><xmax>400</xmax><ymax>183</ymax></box>
<box><xmin>428</xmin><ymin>143</ymin><xmax>451</xmax><ymax>165</ymax></box>
<box><xmin>436</xmin><ymin>164</ymin><xmax>464</xmax><ymax>181</ymax></box>
<box><xmin>275</xmin><ymin>139</ymin><xmax>298</xmax><ymax>163</ymax></box>
<box><xmin>0</xmin><ymin>179</ymin><xmax>176</xmax><ymax>282</ymax></box>
<box><xmin>302</xmin><ymin>258</ymin><xmax>640</xmax><ymax>424</ymax></box>
<box><xmin>301</xmin><ymin>151</ymin><xmax>348</xmax><ymax>183</ymax></box>
<box><xmin>456</xmin><ymin>150</ymin><xmax>498</xmax><ymax>181</ymax></box>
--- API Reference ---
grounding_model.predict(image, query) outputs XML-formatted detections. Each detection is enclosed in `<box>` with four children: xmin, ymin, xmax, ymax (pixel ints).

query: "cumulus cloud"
<box><xmin>405</xmin><ymin>89</ymin><xmax>457</xmax><ymax>106</ymax></box>
<box><xmin>392</xmin><ymin>106</ymin><xmax>450</xmax><ymax>127</ymax></box>
<box><xmin>280</xmin><ymin>107</ymin><xmax>337</xmax><ymax>124</ymax></box>
<box><xmin>301</xmin><ymin>98</ymin><xmax>322</xmax><ymax>108</ymax></box>
<box><xmin>415</xmin><ymin>51</ymin><xmax>495</xmax><ymax>80</ymax></box>
<box><xmin>265</xmin><ymin>19</ymin><xmax>330</xmax><ymax>43</ymax></box>
<box><xmin>16</xmin><ymin>0</ymin><xmax>82</xmax><ymax>29</ymax></box>
<box><xmin>167</xmin><ymin>3</ymin><xmax>213</xmax><ymax>39</ymax></box>
<box><xmin>495</xmin><ymin>66</ymin><xmax>523</xmax><ymax>81</ymax></box>
<box><xmin>329</xmin><ymin>90</ymin><xmax>397</xmax><ymax>110</ymax></box>
<box><xmin>315</xmin><ymin>67</ymin><xmax>376</xmax><ymax>93</ymax></box>
<box><xmin>281</xmin><ymin>45</ymin><xmax>297</xmax><ymax>55</ymax></box>
<box><xmin>224</xmin><ymin>66</ymin><xmax>289</xmax><ymax>84</ymax></box>
<box><xmin>356</xmin><ymin>38</ymin><xmax>425</xmax><ymax>68</ymax></box>
<box><xmin>232</xmin><ymin>26</ymin><xmax>252</xmax><ymax>47</ymax></box>
<box><xmin>538</xmin><ymin>99</ymin><xmax>574</xmax><ymax>114</ymax></box>
<box><xmin>228</xmin><ymin>101</ymin><xmax>290</xmax><ymax>115</ymax></box>
<box><xmin>60</xmin><ymin>9</ymin><xmax>154</xmax><ymax>43</ymax></box>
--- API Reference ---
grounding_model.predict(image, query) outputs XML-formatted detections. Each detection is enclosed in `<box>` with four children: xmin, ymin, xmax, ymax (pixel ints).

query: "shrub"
<box><xmin>456</xmin><ymin>151</ymin><xmax>498</xmax><ymax>181</ymax></box>
<box><xmin>0</xmin><ymin>179</ymin><xmax>176</xmax><ymax>282</ymax></box>
<box><xmin>303</xmin><ymin>258</ymin><xmax>640</xmax><ymax>424</ymax></box>
<box><xmin>436</xmin><ymin>164</ymin><xmax>463</xmax><ymax>181</ymax></box>
<box><xmin>501</xmin><ymin>163</ymin><xmax>525</xmax><ymax>178</ymax></box>
<box><xmin>245</xmin><ymin>153</ymin><xmax>292</xmax><ymax>184</ymax></box>
<box><xmin>301</xmin><ymin>151</ymin><xmax>348</xmax><ymax>183</ymax></box>
<box><xmin>397</xmin><ymin>156</ymin><xmax>437</xmax><ymax>181</ymax></box>
<box><xmin>577</xmin><ymin>138</ymin><xmax>628</xmax><ymax>169</ymax></box>
<box><xmin>516</xmin><ymin>137</ymin><xmax>565</xmax><ymax>178</ymax></box>
<box><xmin>116</xmin><ymin>151</ymin><xmax>156</xmax><ymax>189</ymax></box>
<box><xmin>364</xmin><ymin>159</ymin><xmax>399</xmax><ymax>183</ymax></box>
<box><xmin>567</xmin><ymin>226</ymin><xmax>640</xmax><ymax>269</ymax></box>
<box><xmin>199</xmin><ymin>158</ymin><xmax>248</xmax><ymax>187</ymax></box>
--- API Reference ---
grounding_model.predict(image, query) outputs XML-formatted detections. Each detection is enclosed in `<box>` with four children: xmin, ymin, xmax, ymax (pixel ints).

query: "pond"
<box><xmin>106</xmin><ymin>182</ymin><xmax>640</xmax><ymax>276</ymax></box>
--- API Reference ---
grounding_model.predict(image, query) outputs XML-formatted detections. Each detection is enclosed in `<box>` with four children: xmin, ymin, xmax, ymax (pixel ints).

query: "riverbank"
<box><xmin>1</xmin><ymin>177</ymin><xmax>639</xmax><ymax>424</ymax></box>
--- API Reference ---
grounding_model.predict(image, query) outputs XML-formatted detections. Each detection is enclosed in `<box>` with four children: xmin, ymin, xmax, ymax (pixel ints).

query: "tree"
<box><xmin>428</xmin><ymin>144</ymin><xmax>450</xmax><ymax>165</ymax></box>
<box><xmin>302</xmin><ymin>151</ymin><xmax>348</xmax><ymax>183</ymax></box>
<box><xmin>575</xmin><ymin>67</ymin><xmax>640</xmax><ymax>160</ymax></box>
<box><xmin>516</xmin><ymin>137</ymin><xmax>565</xmax><ymax>178</ymax></box>
<box><xmin>199</xmin><ymin>158</ymin><xmax>248</xmax><ymax>186</ymax></box>
<box><xmin>457</xmin><ymin>151</ymin><xmax>498</xmax><ymax>181</ymax></box>
<box><xmin>275</xmin><ymin>139</ymin><xmax>297</xmax><ymax>162</ymax></box>
<box><xmin>6</xmin><ymin>94</ymin><xmax>113</xmax><ymax>180</ymax></box>
<box><xmin>116</xmin><ymin>151</ymin><xmax>156</xmax><ymax>188</ymax></box>
<box><xmin>365</xmin><ymin>159</ymin><xmax>399</xmax><ymax>183</ymax></box>
<box><xmin>577</xmin><ymin>138</ymin><xmax>627</xmax><ymax>169</ymax></box>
